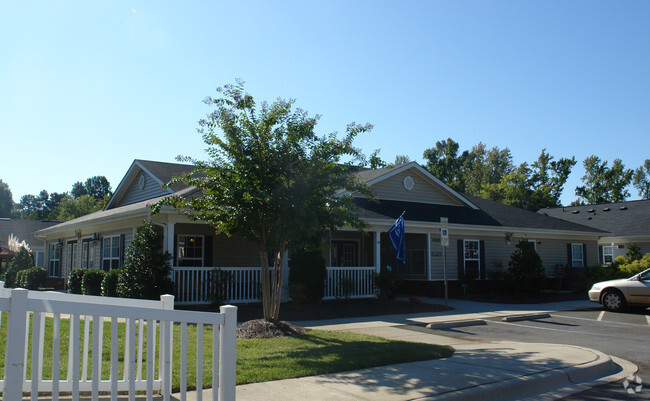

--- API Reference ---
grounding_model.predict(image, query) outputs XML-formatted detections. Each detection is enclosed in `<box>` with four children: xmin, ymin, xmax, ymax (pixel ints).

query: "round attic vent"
<box><xmin>138</xmin><ymin>174</ymin><xmax>146</xmax><ymax>191</ymax></box>
<box><xmin>403</xmin><ymin>176</ymin><xmax>414</xmax><ymax>191</ymax></box>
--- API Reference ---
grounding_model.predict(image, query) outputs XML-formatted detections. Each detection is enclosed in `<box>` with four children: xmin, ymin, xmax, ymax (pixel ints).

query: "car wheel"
<box><xmin>602</xmin><ymin>289</ymin><xmax>626</xmax><ymax>312</ymax></box>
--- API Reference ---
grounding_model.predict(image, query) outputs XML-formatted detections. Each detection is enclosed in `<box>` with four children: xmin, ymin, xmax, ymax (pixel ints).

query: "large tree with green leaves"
<box><xmin>633</xmin><ymin>159</ymin><xmax>650</xmax><ymax>200</ymax></box>
<box><xmin>154</xmin><ymin>82</ymin><xmax>372</xmax><ymax>322</ymax></box>
<box><xmin>574</xmin><ymin>156</ymin><xmax>633</xmax><ymax>204</ymax></box>
<box><xmin>422</xmin><ymin>138</ymin><xmax>468</xmax><ymax>192</ymax></box>
<box><xmin>0</xmin><ymin>179</ymin><xmax>13</xmax><ymax>218</ymax></box>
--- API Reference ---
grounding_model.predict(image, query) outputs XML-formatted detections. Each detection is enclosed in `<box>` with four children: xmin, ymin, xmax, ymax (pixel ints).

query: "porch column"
<box><xmin>167</xmin><ymin>222</ymin><xmax>175</xmax><ymax>266</ymax></box>
<box><xmin>374</xmin><ymin>231</ymin><xmax>381</xmax><ymax>273</ymax></box>
<box><xmin>426</xmin><ymin>232</ymin><xmax>432</xmax><ymax>280</ymax></box>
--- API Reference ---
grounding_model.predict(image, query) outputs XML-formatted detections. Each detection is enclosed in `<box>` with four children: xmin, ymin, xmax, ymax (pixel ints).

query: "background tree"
<box><xmin>390</xmin><ymin>154</ymin><xmax>411</xmax><ymax>166</ymax></box>
<box><xmin>84</xmin><ymin>176</ymin><xmax>112</xmax><ymax>199</ymax></box>
<box><xmin>575</xmin><ymin>156</ymin><xmax>633</xmax><ymax>204</ymax></box>
<box><xmin>423</xmin><ymin>138</ymin><xmax>467</xmax><ymax>192</ymax></box>
<box><xmin>71</xmin><ymin>181</ymin><xmax>88</xmax><ymax>198</ymax></box>
<box><xmin>367</xmin><ymin>149</ymin><xmax>387</xmax><ymax>169</ymax></box>
<box><xmin>0</xmin><ymin>179</ymin><xmax>13</xmax><ymax>218</ymax></box>
<box><xmin>55</xmin><ymin>194</ymin><xmax>105</xmax><ymax>221</ymax></box>
<box><xmin>633</xmin><ymin>159</ymin><xmax>650</xmax><ymax>200</ymax></box>
<box><xmin>154</xmin><ymin>81</ymin><xmax>372</xmax><ymax>322</ymax></box>
<box><xmin>527</xmin><ymin>149</ymin><xmax>576</xmax><ymax>210</ymax></box>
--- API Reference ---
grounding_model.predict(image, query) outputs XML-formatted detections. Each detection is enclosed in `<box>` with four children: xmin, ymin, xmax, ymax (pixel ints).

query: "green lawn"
<box><xmin>0</xmin><ymin>314</ymin><xmax>453</xmax><ymax>391</ymax></box>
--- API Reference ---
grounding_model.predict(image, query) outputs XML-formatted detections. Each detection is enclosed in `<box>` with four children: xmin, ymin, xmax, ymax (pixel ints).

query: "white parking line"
<box><xmin>552</xmin><ymin>313</ymin><xmax>650</xmax><ymax>328</ymax></box>
<box><xmin>646</xmin><ymin>315</ymin><xmax>650</xmax><ymax>326</ymax></box>
<box><xmin>597</xmin><ymin>311</ymin><xmax>605</xmax><ymax>321</ymax></box>
<box><xmin>492</xmin><ymin>320</ymin><xmax>644</xmax><ymax>340</ymax></box>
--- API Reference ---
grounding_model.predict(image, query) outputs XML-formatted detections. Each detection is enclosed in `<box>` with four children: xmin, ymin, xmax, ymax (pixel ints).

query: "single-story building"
<box><xmin>0</xmin><ymin>218</ymin><xmax>60</xmax><ymax>271</ymax></box>
<box><xmin>539</xmin><ymin>199</ymin><xmax>650</xmax><ymax>265</ymax></box>
<box><xmin>36</xmin><ymin>159</ymin><xmax>605</xmax><ymax>303</ymax></box>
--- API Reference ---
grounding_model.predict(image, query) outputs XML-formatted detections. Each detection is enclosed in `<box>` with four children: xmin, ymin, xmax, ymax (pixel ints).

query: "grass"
<box><xmin>0</xmin><ymin>314</ymin><xmax>453</xmax><ymax>391</ymax></box>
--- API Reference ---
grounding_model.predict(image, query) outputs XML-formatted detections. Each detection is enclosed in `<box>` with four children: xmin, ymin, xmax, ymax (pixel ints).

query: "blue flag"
<box><xmin>388</xmin><ymin>215</ymin><xmax>406</xmax><ymax>264</ymax></box>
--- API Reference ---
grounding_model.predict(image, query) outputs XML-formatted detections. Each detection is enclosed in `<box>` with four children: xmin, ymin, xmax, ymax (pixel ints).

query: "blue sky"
<box><xmin>1</xmin><ymin>1</ymin><xmax>649</xmax><ymax>207</ymax></box>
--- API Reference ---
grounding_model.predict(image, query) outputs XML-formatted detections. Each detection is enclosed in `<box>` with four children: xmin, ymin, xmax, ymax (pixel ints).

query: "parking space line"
<box><xmin>552</xmin><ymin>313</ymin><xmax>650</xmax><ymax>328</ymax></box>
<box><xmin>492</xmin><ymin>320</ymin><xmax>644</xmax><ymax>340</ymax></box>
<box><xmin>597</xmin><ymin>311</ymin><xmax>605</xmax><ymax>321</ymax></box>
<box><xmin>646</xmin><ymin>315</ymin><xmax>650</xmax><ymax>326</ymax></box>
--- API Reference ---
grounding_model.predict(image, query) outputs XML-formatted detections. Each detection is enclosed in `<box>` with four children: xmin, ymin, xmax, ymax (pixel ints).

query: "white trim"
<box><xmin>176</xmin><ymin>234</ymin><xmax>205</xmax><ymax>267</ymax></box>
<box><xmin>571</xmin><ymin>243</ymin><xmax>584</xmax><ymax>267</ymax></box>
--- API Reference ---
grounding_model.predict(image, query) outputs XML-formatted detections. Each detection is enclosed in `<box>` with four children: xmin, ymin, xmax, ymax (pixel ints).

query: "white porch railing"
<box><xmin>172</xmin><ymin>266</ymin><xmax>378</xmax><ymax>304</ymax></box>
<box><xmin>323</xmin><ymin>266</ymin><xmax>377</xmax><ymax>300</ymax></box>
<box><xmin>0</xmin><ymin>284</ymin><xmax>237</xmax><ymax>401</ymax></box>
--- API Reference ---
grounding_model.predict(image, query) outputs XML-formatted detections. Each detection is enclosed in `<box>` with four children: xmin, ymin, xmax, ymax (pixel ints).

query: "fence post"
<box><xmin>5</xmin><ymin>288</ymin><xmax>29</xmax><ymax>400</ymax></box>
<box><xmin>218</xmin><ymin>305</ymin><xmax>237</xmax><ymax>401</ymax></box>
<box><xmin>160</xmin><ymin>294</ymin><xmax>174</xmax><ymax>401</ymax></box>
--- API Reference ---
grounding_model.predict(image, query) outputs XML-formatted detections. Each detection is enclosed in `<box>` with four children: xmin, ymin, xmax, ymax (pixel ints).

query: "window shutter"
<box><xmin>598</xmin><ymin>246</ymin><xmax>603</xmax><ymax>264</ymax></box>
<box><xmin>567</xmin><ymin>244</ymin><xmax>572</xmax><ymax>267</ymax></box>
<box><xmin>119</xmin><ymin>234</ymin><xmax>126</xmax><ymax>269</ymax></box>
<box><xmin>204</xmin><ymin>235</ymin><xmax>213</xmax><ymax>267</ymax></box>
<box><xmin>479</xmin><ymin>240</ymin><xmax>486</xmax><ymax>280</ymax></box>
<box><xmin>457</xmin><ymin>239</ymin><xmax>464</xmax><ymax>280</ymax></box>
<box><xmin>582</xmin><ymin>244</ymin><xmax>587</xmax><ymax>267</ymax></box>
<box><xmin>100</xmin><ymin>237</ymin><xmax>104</xmax><ymax>270</ymax></box>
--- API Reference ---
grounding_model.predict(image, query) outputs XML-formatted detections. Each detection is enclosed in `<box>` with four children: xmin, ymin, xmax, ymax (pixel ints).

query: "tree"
<box><xmin>367</xmin><ymin>149</ymin><xmax>387</xmax><ymax>169</ymax></box>
<box><xmin>54</xmin><ymin>194</ymin><xmax>104</xmax><ymax>221</ymax></box>
<box><xmin>153</xmin><ymin>81</ymin><xmax>372</xmax><ymax>322</ymax></box>
<box><xmin>527</xmin><ymin>149</ymin><xmax>576</xmax><ymax>209</ymax></box>
<box><xmin>0</xmin><ymin>179</ymin><xmax>13</xmax><ymax>218</ymax></box>
<box><xmin>575</xmin><ymin>156</ymin><xmax>633</xmax><ymax>204</ymax></box>
<box><xmin>508</xmin><ymin>238</ymin><xmax>545</xmax><ymax>294</ymax></box>
<box><xmin>423</xmin><ymin>138</ymin><xmax>467</xmax><ymax>192</ymax></box>
<box><xmin>16</xmin><ymin>190</ymin><xmax>65</xmax><ymax>220</ymax></box>
<box><xmin>633</xmin><ymin>159</ymin><xmax>650</xmax><ymax>200</ymax></box>
<box><xmin>71</xmin><ymin>181</ymin><xmax>88</xmax><ymax>198</ymax></box>
<box><xmin>4</xmin><ymin>246</ymin><xmax>34</xmax><ymax>288</ymax></box>
<box><xmin>117</xmin><ymin>221</ymin><xmax>174</xmax><ymax>299</ymax></box>
<box><xmin>391</xmin><ymin>154</ymin><xmax>411</xmax><ymax>166</ymax></box>
<box><xmin>84</xmin><ymin>176</ymin><xmax>112</xmax><ymax>199</ymax></box>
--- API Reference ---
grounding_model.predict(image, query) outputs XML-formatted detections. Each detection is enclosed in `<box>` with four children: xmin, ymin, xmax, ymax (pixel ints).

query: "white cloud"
<box><xmin>131</xmin><ymin>8</ymin><xmax>137</xmax><ymax>14</ymax></box>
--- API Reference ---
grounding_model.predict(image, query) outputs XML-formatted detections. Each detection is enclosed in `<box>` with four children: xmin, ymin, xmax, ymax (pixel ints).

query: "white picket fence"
<box><xmin>0</xmin><ymin>284</ymin><xmax>237</xmax><ymax>401</ymax></box>
<box><xmin>172</xmin><ymin>266</ymin><xmax>378</xmax><ymax>305</ymax></box>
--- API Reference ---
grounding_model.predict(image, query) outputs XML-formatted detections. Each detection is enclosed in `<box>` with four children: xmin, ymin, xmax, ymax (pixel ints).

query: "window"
<box><xmin>602</xmin><ymin>245</ymin><xmax>614</xmax><ymax>265</ymax></box>
<box><xmin>571</xmin><ymin>243</ymin><xmax>584</xmax><ymax>267</ymax></box>
<box><xmin>177</xmin><ymin>235</ymin><xmax>204</xmax><ymax>267</ymax></box>
<box><xmin>82</xmin><ymin>239</ymin><xmax>96</xmax><ymax>269</ymax></box>
<box><xmin>102</xmin><ymin>235</ymin><xmax>122</xmax><ymax>271</ymax></box>
<box><xmin>331</xmin><ymin>240</ymin><xmax>359</xmax><ymax>267</ymax></box>
<box><xmin>67</xmin><ymin>241</ymin><xmax>78</xmax><ymax>273</ymax></box>
<box><xmin>526</xmin><ymin>239</ymin><xmax>537</xmax><ymax>251</ymax></box>
<box><xmin>34</xmin><ymin>251</ymin><xmax>44</xmax><ymax>268</ymax></box>
<box><xmin>463</xmin><ymin>240</ymin><xmax>480</xmax><ymax>279</ymax></box>
<box><xmin>48</xmin><ymin>243</ymin><xmax>61</xmax><ymax>277</ymax></box>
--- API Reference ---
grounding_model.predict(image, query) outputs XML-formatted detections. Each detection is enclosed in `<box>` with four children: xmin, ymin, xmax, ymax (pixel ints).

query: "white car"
<box><xmin>588</xmin><ymin>268</ymin><xmax>650</xmax><ymax>311</ymax></box>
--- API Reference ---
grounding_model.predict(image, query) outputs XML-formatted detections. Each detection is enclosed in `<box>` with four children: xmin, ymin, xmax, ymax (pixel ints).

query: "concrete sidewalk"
<box><xmin>198</xmin><ymin>299</ymin><xmax>637</xmax><ymax>400</ymax></box>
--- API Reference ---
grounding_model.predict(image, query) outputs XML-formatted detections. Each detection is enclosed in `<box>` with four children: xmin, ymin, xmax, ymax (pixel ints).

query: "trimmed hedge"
<box><xmin>4</xmin><ymin>246</ymin><xmax>34</xmax><ymax>288</ymax></box>
<box><xmin>16</xmin><ymin>267</ymin><xmax>47</xmax><ymax>290</ymax></box>
<box><xmin>82</xmin><ymin>269</ymin><xmax>106</xmax><ymax>296</ymax></box>
<box><xmin>68</xmin><ymin>269</ymin><xmax>86</xmax><ymax>294</ymax></box>
<box><xmin>102</xmin><ymin>269</ymin><xmax>121</xmax><ymax>297</ymax></box>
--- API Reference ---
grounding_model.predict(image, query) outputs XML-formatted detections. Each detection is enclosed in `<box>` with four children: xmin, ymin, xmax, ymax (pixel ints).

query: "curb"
<box><xmin>425</xmin><ymin>320</ymin><xmax>487</xmax><ymax>330</ymax></box>
<box><xmin>417</xmin><ymin>346</ymin><xmax>636</xmax><ymax>401</ymax></box>
<box><xmin>502</xmin><ymin>313</ymin><xmax>551</xmax><ymax>322</ymax></box>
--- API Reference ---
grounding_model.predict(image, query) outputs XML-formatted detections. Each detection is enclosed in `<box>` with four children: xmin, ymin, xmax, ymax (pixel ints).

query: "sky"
<box><xmin>1</xmin><ymin>1</ymin><xmax>649</xmax><ymax>207</ymax></box>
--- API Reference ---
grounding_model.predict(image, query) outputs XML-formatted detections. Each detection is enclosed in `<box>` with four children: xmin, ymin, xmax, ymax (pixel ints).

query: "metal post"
<box><xmin>443</xmin><ymin>247</ymin><xmax>448</xmax><ymax>306</ymax></box>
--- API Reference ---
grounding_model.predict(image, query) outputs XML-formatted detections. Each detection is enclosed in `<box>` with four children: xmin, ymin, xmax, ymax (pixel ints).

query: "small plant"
<box><xmin>117</xmin><ymin>221</ymin><xmax>174</xmax><ymax>299</ymax></box>
<box><xmin>16</xmin><ymin>267</ymin><xmax>47</xmax><ymax>290</ymax></box>
<box><xmin>288</xmin><ymin>245</ymin><xmax>327</xmax><ymax>304</ymax></box>
<box><xmin>337</xmin><ymin>276</ymin><xmax>356</xmax><ymax>300</ymax></box>
<box><xmin>82</xmin><ymin>269</ymin><xmax>106</xmax><ymax>296</ymax></box>
<box><xmin>68</xmin><ymin>269</ymin><xmax>86</xmax><ymax>294</ymax></box>
<box><xmin>374</xmin><ymin>266</ymin><xmax>402</xmax><ymax>300</ymax></box>
<box><xmin>508</xmin><ymin>239</ymin><xmax>545</xmax><ymax>294</ymax></box>
<box><xmin>210</xmin><ymin>268</ymin><xmax>233</xmax><ymax>306</ymax></box>
<box><xmin>4</xmin><ymin>246</ymin><xmax>34</xmax><ymax>288</ymax></box>
<box><xmin>102</xmin><ymin>268</ymin><xmax>121</xmax><ymax>297</ymax></box>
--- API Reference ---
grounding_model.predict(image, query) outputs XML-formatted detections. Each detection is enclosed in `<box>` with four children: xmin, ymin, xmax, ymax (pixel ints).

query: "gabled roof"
<box><xmin>353</xmin><ymin>162</ymin><xmax>478</xmax><ymax>209</ymax></box>
<box><xmin>539</xmin><ymin>199</ymin><xmax>650</xmax><ymax>238</ymax></box>
<box><xmin>105</xmin><ymin>159</ymin><xmax>195</xmax><ymax>210</ymax></box>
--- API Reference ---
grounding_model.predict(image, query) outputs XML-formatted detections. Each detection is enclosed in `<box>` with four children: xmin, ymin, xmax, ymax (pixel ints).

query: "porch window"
<box><xmin>67</xmin><ymin>241</ymin><xmax>78</xmax><ymax>273</ymax></box>
<box><xmin>330</xmin><ymin>240</ymin><xmax>359</xmax><ymax>267</ymax></box>
<box><xmin>571</xmin><ymin>243</ymin><xmax>584</xmax><ymax>267</ymax></box>
<box><xmin>463</xmin><ymin>240</ymin><xmax>480</xmax><ymax>279</ymax></box>
<box><xmin>102</xmin><ymin>235</ymin><xmax>121</xmax><ymax>271</ymax></box>
<box><xmin>82</xmin><ymin>239</ymin><xmax>96</xmax><ymax>269</ymax></box>
<box><xmin>178</xmin><ymin>235</ymin><xmax>204</xmax><ymax>267</ymax></box>
<box><xmin>48</xmin><ymin>243</ymin><xmax>61</xmax><ymax>277</ymax></box>
<box><xmin>602</xmin><ymin>245</ymin><xmax>614</xmax><ymax>265</ymax></box>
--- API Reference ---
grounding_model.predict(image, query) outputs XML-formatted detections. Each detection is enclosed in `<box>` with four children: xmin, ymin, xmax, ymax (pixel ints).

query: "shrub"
<box><xmin>486</xmin><ymin>269</ymin><xmax>515</xmax><ymax>293</ymax></box>
<box><xmin>374</xmin><ymin>265</ymin><xmax>403</xmax><ymax>299</ymax></box>
<box><xmin>82</xmin><ymin>269</ymin><xmax>106</xmax><ymax>296</ymax></box>
<box><xmin>288</xmin><ymin>246</ymin><xmax>327</xmax><ymax>304</ymax></box>
<box><xmin>68</xmin><ymin>269</ymin><xmax>86</xmax><ymax>294</ymax></box>
<box><xmin>209</xmin><ymin>268</ymin><xmax>232</xmax><ymax>306</ymax></box>
<box><xmin>508</xmin><ymin>239</ymin><xmax>545</xmax><ymax>294</ymax></box>
<box><xmin>102</xmin><ymin>268</ymin><xmax>121</xmax><ymax>297</ymax></box>
<box><xmin>587</xmin><ymin>263</ymin><xmax>626</xmax><ymax>284</ymax></box>
<box><xmin>117</xmin><ymin>222</ymin><xmax>174</xmax><ymax>299</ymax></box>
<box><xmin>627</xmin><ymin>243</ymin><xmax>642</xmax><ymax>261</ymax></box>
<box><xmin>617</xmin><ymin>253</ymin><xmax>650</xmax><ymax>277</ymax></box>
<box><xmin>4</xmin><ymin>246</ymin><xmax>34</xmax><ymax>288</ymax></box>
<box><xmin>16</xmin><ymin>267</ymin><xmax>47</xmax><ymax>290</ymax></box>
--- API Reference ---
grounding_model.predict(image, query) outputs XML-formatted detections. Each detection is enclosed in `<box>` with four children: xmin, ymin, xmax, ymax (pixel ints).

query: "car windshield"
<box><xmin>638</xmin><ymin>269</ymin><xmax>650</xmax><ymax>281</ymax></box>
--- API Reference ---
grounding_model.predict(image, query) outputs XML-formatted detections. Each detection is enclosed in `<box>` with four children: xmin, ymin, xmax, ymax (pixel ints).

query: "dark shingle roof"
<box><xmin>135</xmin><ymin>159</ymin><xmax>195</xmax><ymax>192</ymax></box>
<box><xmin>539</xmin><ymin>199</ymin><xmax>650</xmax><ymax>237</ymax></box>
<box><xmin>0</xmin><ymin>219</ymin><xmax>60</xmax><ymax>246</ymax></box>
<box><xmin>354</xmin><ymin>195</ymin><xmax>605</xmax><ymax>233</ymax></box>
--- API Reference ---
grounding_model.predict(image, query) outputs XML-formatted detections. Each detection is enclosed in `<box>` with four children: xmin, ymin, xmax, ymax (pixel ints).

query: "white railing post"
<box><xmin>218</xmin><ymin>305</ymin><xmax>237</xmax><ymax>401</ymax></box>
<box><xmin>5</xmin><ymin>288</ymin><xmax>28</xmax><ymax>400</ymax></box>
<box><xmin>160</xmin><ymin>294</ymin><xmax>174</xmax><ymax>401</ymax></box>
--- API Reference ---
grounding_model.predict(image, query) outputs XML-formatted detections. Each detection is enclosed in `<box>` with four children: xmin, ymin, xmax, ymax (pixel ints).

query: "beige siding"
<box><xmin>371</xmin><ymin>170</ymin><xmax>464</xmax><ymax>205</ymax></box>
<box><xmin>174</xmin><ymin>223</ymin><xmax>259</xmax><ymax>267</ymax></box>
<box><xmin>119</xmin><ymin>173</ymin><xmax>168</xmax><ymax>207</ymax></box>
